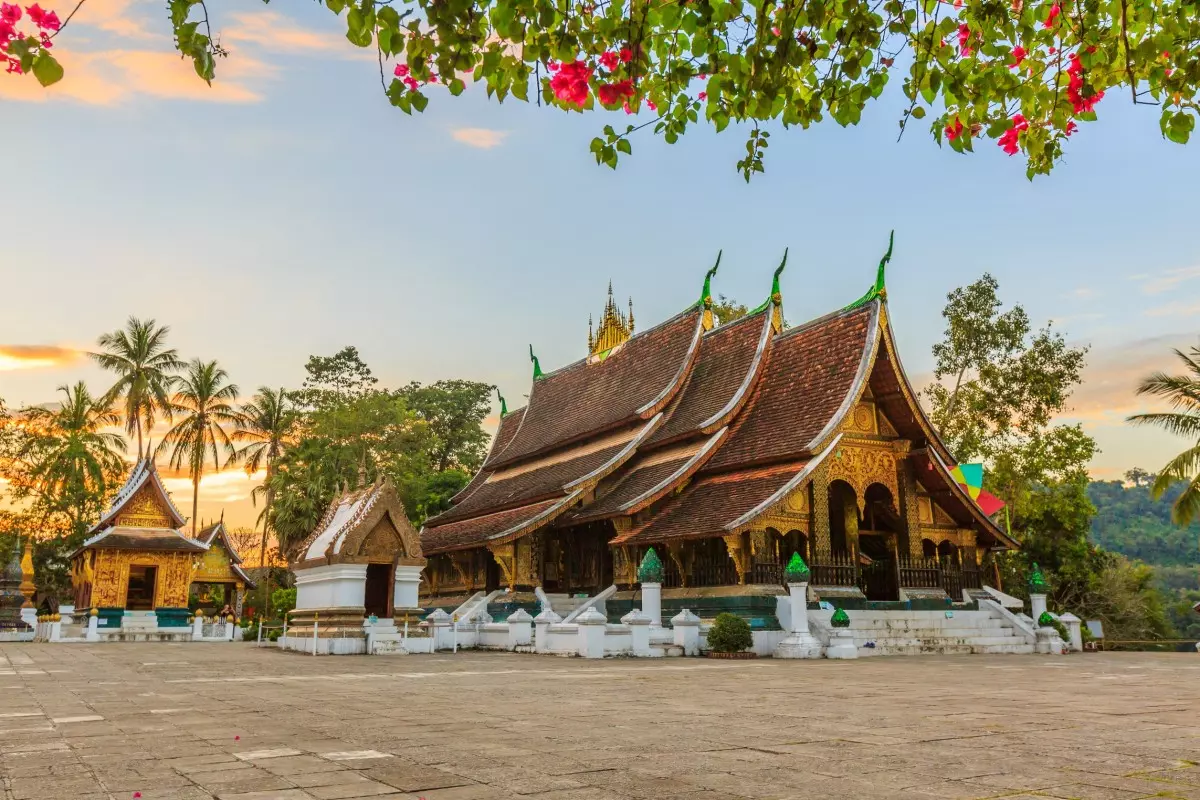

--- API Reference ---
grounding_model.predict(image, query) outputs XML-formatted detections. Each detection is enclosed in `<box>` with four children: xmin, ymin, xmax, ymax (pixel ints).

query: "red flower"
<box><xmin>619</xmin><ymin>47</ymin><xmax>632</xmax><ymax>63</ymax></box>
<box><xmin>646</xmin><ymin>100</ymin><xmax>656</xmax><ymax>111</ymax></box>
<box><xmin>596</xmin><ymin>77</ymin><xmax>634</xmax><ymax>106</ymax></box>
<box><xmin>1066</xmin><ymin>52</ymin><xmax>1103</xmax><ymax>114</ymax></box>
<box><xmin>1</xmin><ymin>3</ymin><xmax>21</xmax><ymax>23</ymax></box>
<box><xmin>1009</xmin><ymin>45</ymin><xmax>1026</xmax><ymax>67</ymax></box>
<box><xmin>953</xmin><ymin>0</ymin><xmax>962</xmax><ymax>7</ymax></box>
<box><xmin>38</xmin><ymin>29</ymin><xmax>49</xmax><ymax>47</ymax></box>
<box><xmin>997</xmin><ymin>113</ymin><xmax>1028</xmax><ymax>155</ymax></box>
<box><xmin>1064</xmin><ymin>120</ymin><xmax>1077</xmax><ymax>136</ymax></box>
<box><xmin>698</xmin><ymin>91</ymin><xmax>707</xmax><ymax>100</ymax></box>
<box><xmin>394</xmin><ymin>63</ymin><xmax>409</xmax><ymax>77</ymax></box>
<box><xmin>403</xmin><ymin>76</ymin><xmax>419</xmax><ymax>91</ymax></box>
<box><xmin>0</xmin><ymin>18</ymin><xmax>13</xmax><ymax>39</ymax></box>
<box><xmin>957</xmin><ymin>23</ymin><xmax>973</xmax><ymax>56</ymax></box>
<box><xmin>599</xmin><ymin>50</ymin><xmax>619</xmax><ymax>71</ymax></box>
<box><xmin>550</xmin><ymin>59</ymin><xmax>593</xmax><ymax>107</ymax></box>
<box><xmin>547</xmin><ymin>60</ymin><xmax>560</xmax><ymax>72</ymax></box>
<box><xmin>771</xmin><ymin>26</ymin><xmax>780</xmax><ymax>35</ymax></box>
<box><xmin>27</xmin><ymin>3</ymin><xmax>57</xmax><ymax>29</ymax></box>
<box><xmin>945</xmin><ymin>117</ymin><xmax>965</xmax><ymax>141</ymax></box>
<box><xmin>1042</xmin><ymin>3</ymin><xmax>1059</xmax><ymax>28</ymax></box>
<box><xmin>1048</xmin><ymin>46</ymin><xmax>1056</xmax><ymax>54</ymax></box>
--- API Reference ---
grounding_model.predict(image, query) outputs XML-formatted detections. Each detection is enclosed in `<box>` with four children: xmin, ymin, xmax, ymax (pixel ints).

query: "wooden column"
<box><xmin>896</xmin><ymin>450</ymin><xmax>923</xmax><ymax>559</ymax></box>
<box><xmin>811</xmin><ymin>469</ymin><xmax>832</xmax><ymax>561</ymax></box>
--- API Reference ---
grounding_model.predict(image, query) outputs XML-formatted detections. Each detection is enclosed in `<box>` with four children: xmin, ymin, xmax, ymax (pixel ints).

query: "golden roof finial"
<box><xmin>589</xmin><ymin>281</ymin><xmax>634</xmax><ymax>357</ymax></box>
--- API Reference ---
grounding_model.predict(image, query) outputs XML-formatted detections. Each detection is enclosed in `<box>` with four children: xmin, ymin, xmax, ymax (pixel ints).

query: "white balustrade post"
<box><xmin>670</xmin><ymin>609</ymin><xmax>702</xmax><ymax>656</ymax></box>
<box><xmin>621</xmin><ymin>609</ymin><xmax>653</xmax><ymax>657</ymax></box>
<box><xmin>506</xmin><ymin>608</ymin><xmax>533</xmax><ymax>649</ymax></box>
<box><xmin>576</xmin><ymin>607</ymin><xmax>607</xmax><ymax>658</ymax></box>
<box><xmin>1058</xmin><ymin>612</ymin><xmax>1083</xmax><ymax>652</ymax></box>
<box><xmin>774</xmin><ymin>582</ymin><xmax>823</xmax><ymax>659</ymax></box>
<box><xmin>191</xmin><ymin>614</ymin><xmax>204</xmax><ymax>639</ymax></box>
<box><xmin>312</xmin><ymin>612</ymin><xmax>319</xmax><ymax>656</ymax></box>
<box><xmin>1030</xmin><ymin>593</ymin><xmax>1048</xmax><ymax>622</ymax></box>
<box><xmin>86</xmin><ymin>608</ymin><xmax>100</xmax><ymax>642</ymax></box>
<box><xmin>425</xmin><ymin>609</ymin><xmax>452</xmax><ymax>650</ymax></box>
<box><xmin>49</xmin><ymin>615</ymin><xmax>62</xmax><ymax>642</ymax></box>
<box><xmin>533</xmin><ymin>609</ymin><xmax>561</xmax><ymax>653</ymax></box>
<box><xmin>642</xmin><ymin>583</ymin><xmax>663</xmax><ymax>631</ymax></box>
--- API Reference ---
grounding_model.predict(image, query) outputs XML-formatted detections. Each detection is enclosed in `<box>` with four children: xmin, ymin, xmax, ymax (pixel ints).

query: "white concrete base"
<box><xmin>295</xmin><ymin>563</ymin><xmax>368</xmax><ymax>611</ymax></box>
<box><xmin>774</xmin><ymin>631</ymin><xmax>824</xmax><ymax>659</ymax></box>
<box><xmin>280</xmin><ymin>635</ymin><xmax>367</xmax><ymax>655</ymax></box>
<box><xmin>826</xmin><ymin>629</ymin><xmax>859</xmax><ymax>659</ymax></box>
<box><xmin>1035</xmin><ymin>627</ymin><xmax>1064</xmax><ymax>655</ymax></box>
<box><xmin>20</xmin><ymin>608</ymin><xmax>37</xmax><ymax>628</ymax></box>
<box><xmin>370</xmin><ymin>633</ymin><xmax>434</xmax><ymax>654</ymax></box>
<box><xmin>0</xmin><ymin>630</ymin><xmax>35</xmax><ymax>642</ymax></box>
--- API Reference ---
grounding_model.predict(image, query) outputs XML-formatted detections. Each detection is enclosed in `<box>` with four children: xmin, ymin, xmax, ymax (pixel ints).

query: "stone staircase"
<box><xmin>839</xmin><ymin>610</ymin><xmax>1033</xmax><ymax>656</ymax></box>
<box><xmin>540</xmin><ymin>593</ymin><xmax>608</xmax><ymax>620</ymax></box>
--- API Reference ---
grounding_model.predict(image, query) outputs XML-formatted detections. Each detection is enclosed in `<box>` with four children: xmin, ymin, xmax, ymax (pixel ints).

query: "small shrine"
<box><xmin>71</xmin><ymin>458</ymin><xmax>207</xmax><ymax>630</ymax></box>
<box><xmin>285</xmin><ymin>477</ymin><xmax>426</xmax><ymax>654</ymax></box>
<box><xmin>189</xmin><ymin>519</ymin><xmax>257</xmax><ymax>618</ymax></box>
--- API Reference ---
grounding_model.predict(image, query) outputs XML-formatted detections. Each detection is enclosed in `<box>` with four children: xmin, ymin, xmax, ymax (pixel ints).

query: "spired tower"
<box><xmin>587</xmin><ymin>282</ymin><xmax>635</xmax><ymax>357</ymax></box>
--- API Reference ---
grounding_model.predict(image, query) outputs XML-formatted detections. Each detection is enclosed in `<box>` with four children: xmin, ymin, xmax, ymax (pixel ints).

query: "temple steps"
<box><xmin>832</xmin><ymin>610</ymin><xmax>1034</xmax><ymax>656</ymax></box>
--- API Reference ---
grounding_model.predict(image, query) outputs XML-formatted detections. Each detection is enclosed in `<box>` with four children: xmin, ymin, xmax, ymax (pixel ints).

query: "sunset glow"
<box><xmin>0</xmin><ymin>345</ymin><xmax>82</xmax><ymax>372</ymax></box>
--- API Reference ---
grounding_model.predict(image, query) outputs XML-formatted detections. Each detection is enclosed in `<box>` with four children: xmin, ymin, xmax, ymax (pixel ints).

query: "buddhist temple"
<box><xmin>190</xmin><ymin>519</ymin><xmax>257</xmax><ymax>617</ymax></box>
<box><xmin>420</xmin><ymin>239</ymin><xmax>1017</xmax><ymax>624</ymax></box>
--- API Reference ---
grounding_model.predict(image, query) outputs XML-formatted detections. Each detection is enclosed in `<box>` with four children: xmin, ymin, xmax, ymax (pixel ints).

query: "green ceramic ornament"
<box><xmin>830</xmin><ymin>607</ymin><xmax>851</xmax><ymax>628</ymax></box>
<box><xmin>637</xmin><ymin>547</ymin><xmax>664</xmax><ymax>584</ymax></box>
<box><xmin>1028</xmin><ymin>562</ymin><xmax>1047</xmax><ymax>593</ymax></box>
<box><xmin>783</xmin><ymin>552</ymin><xmax>811</xmax><ymax>583</ymax></box>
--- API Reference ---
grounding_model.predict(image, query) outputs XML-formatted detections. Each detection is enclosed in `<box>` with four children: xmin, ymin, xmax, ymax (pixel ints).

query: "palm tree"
<box><xmin>18</xmin><ymin>382</ymin><xmax>128</xmax><ymax>536</ymax></box>
<box><xmin>91</xmin><ymin>317</ymin><xmax>185</xmax><ymax>459</ymax></box>
<box><xmin>156</xmin><ymin>360</ymin><xmax>245</xmax><ymax>536</ymax></box>
<box><xmin>232</xmin><ymin>387</ymin><xmax>294</xmax><ymax>566</ymax></box>
<box><xmin>1128</xmin><ymin>343</ymin><xmax>1200</xmax><ymax>526</ymax></box>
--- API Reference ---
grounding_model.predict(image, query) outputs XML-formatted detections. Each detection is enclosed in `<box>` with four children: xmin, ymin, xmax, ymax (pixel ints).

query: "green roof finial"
<box><xmin>844</xmin><ymin>230</ymin><xmax>894</xmax><ymax>310</ymax></box>
<box><xmin>637</xmin><ymin>547</ymin><xmax>664</xmax><ymax>583</ymax></box>
<box><xmin>496</xmin><ymin>387</ymin><xmax>508</xmax><ymax>418</ymax></box>
<box><xmin>1028</xmin><ymin>562</ymin><xmax>1047</xmax><ymax>593</ymax></box>
<box><xmin>771</xmin><ymin>248</ymin><xmax>788</xmax><ymax>299</ymax></box>
<box><xmin>700</xmin><ymin>251</ymin><xmax>721</xmax><ymax>306</ymax></box>
<box><xmin>529</xmin><ymin>344</ymin><xmax>544</xmax><ymax>380</ymax></box>
<box><xmin>830</xmin><ymin>607</ymin><xmax>851</xmax><ymax>628</ymax></box>
<box><xmin>783</xmin><ymin>551</ymin><xmax>810</xmax><ymax>583</ymax></box>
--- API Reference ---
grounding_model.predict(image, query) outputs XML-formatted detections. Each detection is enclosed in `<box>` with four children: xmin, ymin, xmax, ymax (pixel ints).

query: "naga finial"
<box><xmin>701</xmin><ymin>251</ymin><xmax>721</xmax><ymax>307</ymax></box>
<box><xmin>529</xmin><ymin>344</ymin><xmax>544</xmax><ymax>380</ymax></box>
<box><xmin>843</xmin><ymin>230</ymin><xmax>895</xmax><ymax>310</ymax></box>
<box><xmin>771</xmin><ymin>248</ymin><xmax>788</xmax><ymax>302</ymax></box>
<box><xmin>496</xmin><ymin>387</ymin><xmax>508</xmax><ymax>418</ymax></box>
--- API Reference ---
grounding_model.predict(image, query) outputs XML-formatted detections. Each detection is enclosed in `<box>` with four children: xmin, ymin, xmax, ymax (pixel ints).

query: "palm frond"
<box><xmin>1126</xmin><ymin>411</ymin><xmax>1200</xmax><ymax>438</ymax></box>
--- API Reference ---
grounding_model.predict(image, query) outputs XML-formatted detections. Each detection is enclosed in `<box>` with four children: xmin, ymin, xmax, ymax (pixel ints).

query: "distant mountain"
<box><xmin>1089</xmin><ymin>479</ymin><xmax>1199</xmax><ymax>589</ymax></box>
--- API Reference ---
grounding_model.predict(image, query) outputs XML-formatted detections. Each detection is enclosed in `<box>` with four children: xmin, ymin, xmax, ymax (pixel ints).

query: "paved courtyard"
<box><xmin>1</xmin><ymin>645</ymin><xmax>1198</xmax><ymax>800</ymax></box>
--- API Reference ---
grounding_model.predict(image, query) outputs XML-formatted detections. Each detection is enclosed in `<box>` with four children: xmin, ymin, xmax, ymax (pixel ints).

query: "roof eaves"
<box><xmin>724</xmin><ymin>435</ymin><xmax>840</xmax><ymax>532</ymax></box>
<box><xmin>804</xmin><ymin>299</ymin><xmax>882</xmax><ymax>454</ymax></box>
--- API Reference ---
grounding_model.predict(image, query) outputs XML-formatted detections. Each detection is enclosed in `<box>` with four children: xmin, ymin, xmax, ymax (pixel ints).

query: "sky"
<box><xmin>2</xmin><ymin>0</ymin><xmax>1198</xmax><ymax>529</ymax></box>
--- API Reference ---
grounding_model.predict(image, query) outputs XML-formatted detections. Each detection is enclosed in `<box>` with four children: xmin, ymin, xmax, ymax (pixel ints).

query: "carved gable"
<box><xmin>115</xmin><ymin>486</ymin><xmax>173</xmax><ymax>529</ymax></box>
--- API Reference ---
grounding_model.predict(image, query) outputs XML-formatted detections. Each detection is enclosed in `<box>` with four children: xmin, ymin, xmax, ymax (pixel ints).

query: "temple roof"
<box><xmin>195</xmin><ymin>521</ymin><xmax>257</xmax><ymax>588</ymax></box>
<box><xmin>77</xmin><ymin>526</ymin><xmax>207</xmax><ymax>555</ymax></box>
<box><xmin>90</xmin><ymin>458</ymin><xmax>187</xmax><ymax>533</ymax></box>
<box><xmin>489</xmin><ymin>306</ymin><xmax>703</xmax><ymax>467</ymax></box>
<box><xmin>293</xmin><ymin>479</ymin><xmax>425</xmax><ymax>568</ymax></box>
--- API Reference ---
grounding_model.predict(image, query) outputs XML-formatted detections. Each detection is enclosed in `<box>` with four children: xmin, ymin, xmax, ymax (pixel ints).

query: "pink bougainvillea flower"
<box><xmin>945</xmin><ymin>117</ymin><xmax>965</xmax><ymax>141</ymax></box>
<box><xmin>133</xmin><ymin>794</ymin><xmax>142</xmax><ymax>799</ymax></box>
<box><xmin>1064</xmin><ymin>120</ymin><xmax>1078</xmax><ymax>136</ymax></box>
<box><xmin>596</xmin><ymin>77</ymin><xmax>634</xmax><ymax>105</ymax></box>
<box><xmin>403</xmin><ymin>76</ymin><xmax>419</xmax><ymax>90</ymax></box>
<box><xmin>26</xmin><ymin>3</ymin><xmax>57</xmax><ymax>28</ymax></box>
<box><xmin>646</xmin><ymin>100</ymin><xmax>656</xmax><ymax>111</ymax></box>
<box><xmin>698</xmin><ymin>91</ymin><xmax>707</xmax><ymax>100</ymax></box>
<box><xmin>698</xmin><ymin>72</ymin><xmax>706</xmax><ymax>79</ymax></box>
<box><xmin>997</xmin><ymin>113</ymin><xmax>1028</xmax><ymax>155</ymax></box>
<box><xmin>619</xmin><ymin>47</ymin><xmax>631</xmax><ymax>63</ymax></box>
<box><xmin>550</xmin><ymin>59</ymin><xmax>593</xmax><ymax>107</ymax></box>
<box><xmin>599</xmin><ymin>50</ymin><xmax>619</xmax><ymax>71</ymax></box>
<box><xmin>38</xmin><ymin>29</ymin><xmax>50</xmax><ymax>47</ymax></box>
<box><xmin>1066</xmin><ymin>52</ymin><xmax>1103</xmax><ymax>113</ymax></box>
<box><xmin>394</xmin><ymin>63</ymin><xmax>409</xmax><ymax>77</ymax></box>
<box><xmin>771</xmin><ymin>26</ymin><xmax>780</xmax><ymax>35</ymax></box>
<box><xmin>953</xmin><ymin>0</ymin><xmax>962</xmax><ymax>8</ymax></box>
<box><xmin>5</xmin><ymin>57</ymin><xmax>21</xmax><ymax>73</ymax></box>
<box><xmin>1</xmin><ymin>3</ymin><xmax>21</xmax><ymax>23</ymax></box>
<box><xmin>957</xmin><ymin>23</ymin><xmax>972</xmax><ymax>56</ymax></box>
<box><xmin>547</xmin><ymin>60</ymin><xmax>560</xmax><ymax>72</ymax></box>
<box><xmin>1042</xmin><ymin>3</ymin><xmax>1060</xmax><ymax>27</ymax></box>
<box><xmin>0</xmin><ymin>18</ymin><xmax>14</xmax><ymax>39</ymax></box>
<box><xmin>1009</xmin><ymin>45</ymin><xmax>1026</xmax><ymax>67</ymax></box>
<box><xmin>623</xmin><ymin>100</ymin><xmax>634</xmax><ymax>114</ymax></box>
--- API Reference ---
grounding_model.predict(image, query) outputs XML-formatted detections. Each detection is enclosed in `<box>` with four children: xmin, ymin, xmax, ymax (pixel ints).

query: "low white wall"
<box><xmin>294</xmin><ymin>564</ymin><xmax>367</xmax><ymax>610</ymax></box>
<box><xmin>280</xmin><ymin>634</ymin><xmax>367</xmax><ymax>655</ymax></box>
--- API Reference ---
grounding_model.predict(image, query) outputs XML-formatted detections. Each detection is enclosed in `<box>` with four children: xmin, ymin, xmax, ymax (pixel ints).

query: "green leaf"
<box><xmin>193</xmin><ymin>49</ymin><xmax>214</xmax><ymax>83</ymax></box>
<box><xmin>616</xmin><ymin>138</ymin><xmax>631</xmax><ymax>155</ymax></box>
<box><xmin>448</xmin><ymin>78</ymin><xmax>465</xmax><ymax>96</ymax></box>
<box><xmin>410</xmin><ymin>92</ymin><xmax>429</xmax><ymax>113</ymax></box>
<box><xmin>32</xmin><ymin>51</ymin><xmax>63</xmax><ymax>87</ymax></box>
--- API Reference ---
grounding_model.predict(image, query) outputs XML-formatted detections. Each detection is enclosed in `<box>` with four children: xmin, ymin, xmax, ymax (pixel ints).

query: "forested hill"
<box><xmin>1088</xmin><ymin>479</ymin><xmax>1199</xmax><ymax>575</ymax></box>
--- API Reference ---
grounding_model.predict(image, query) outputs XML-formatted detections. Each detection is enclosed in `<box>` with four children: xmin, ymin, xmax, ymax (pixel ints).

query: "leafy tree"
<box><xmin>712</xmin><ymin>295</ymin><xmax>749</xmax><ymax>325</ymax></box>
<box><xmin>398</xmin><ymin>379</ymin><xmax>493</xmax><ymax>473</ymax></box>
<box><xmin>297</xmin><ymin>346</ymin><xmax>378</xmax><ymax>407</ymax></box>
<box><xmin>8</xmin><ymin>383</ymin><xmax>127</xmax><ymax>538</ymax></box>
<box><xmin>1124</xmin><ymin>467</ymin><xmax>1153</xmax><ymax>488</ymax></box>
<box><xmin>1128</xmin><ymin>343</ymin><xmax>1200</xmax><ymax>526</ymax></box>
<box><xmin>90</xmin><ymin>317</ymin><xmax>185</xmax><ymax>459</ymax></box>
<box><xmin>16</xmin><ymin>0</ymin><xmax>1200</xmax><ymax>179</ymax></box>
<box><xmin>157</xmin><ymin>360</ymin><xmax>245</xmax><ymax>536</ymax></box>
<box><xmin>233</xmin><ymin>387</ymin><xmax>296</xmax><ymax>566</ymax></box>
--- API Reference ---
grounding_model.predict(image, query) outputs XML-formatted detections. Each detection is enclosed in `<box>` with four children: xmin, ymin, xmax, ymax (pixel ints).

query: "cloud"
<box><xmin>1058</xmin><ymin>333</ymin><xmax>1195</xmax><ymax>425</ymax></box>
<box><xmin>1067</xmin><ymin>287</ymin><xmax>1097</xmax><ymax>300</ymax></box>
<box><xmin>1140</xmin><ymin>265</ymin><xmax>1200</xmax><ymax>295</ymax></box>
<box><xmin>0</xmin><ymin>49</ymin><xmax>272</xmax><ymax>105</ymax></box>
<box><xmin>222</xmin><ymin>11</ymin><xmax>358</xmax><ymax>56</ymax></box>
<box><xmin>0</xmin><ymin>345</ymin><xmax>84</xmax><ymax>372</ymax></box>
<box><xmin>72</xmin><ymin>0</ymin><xmax>157</xmax><ymax>39</ymax></box>
<box><xmin>1144</xmin><ymin>300</ymin><xmax>1200</xmax><ymax>318</ymax></box>
<box><xmin>160</xmin><ymin>467</ymin><xmax>265</xmax><ymax>504</ymax></box>
<box><xmin>452</xmin><ymin>128</ymin><xmax>508</xmax><ymax>149</ymax></box>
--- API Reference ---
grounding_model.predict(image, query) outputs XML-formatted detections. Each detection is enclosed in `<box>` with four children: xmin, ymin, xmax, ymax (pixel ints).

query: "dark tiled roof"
<box><xmin>705</xmin><ymin>303</ymin><xmax>877</xmax><ymax>472</ymax></box>
<box><xmin>649</xmin><ymin>311</ymin><xmax>770</xmax><ymax>445</ymax></box>
<box><xmin>490</xmin><ymin>307</ymin><xmax>702</xmax><ymax>466</ymax></box>
<box><xmin>84</xmin><ymin>528</ymin><xmax>209</xmax><ymax>552</ymax></box>
<box><xmin>615</xmin><ymin>464</ymin><xmax>808</xmax><ymax>545</ymax></box>
<box><xmin>449</xmin><ymin>407</ymin><xmax>527</xmax><ymax>507</ymax></box>
<box><xmin>426</xmin><ymin>442</ymin><xmax>627</xmax><ymax>526</ymax></box>
<box><xmin>568</xmin><ymin>457</ymin><xmax>690</xmax><ymax>521</ymax></box>
<box><xmin>422</xmin><ymin>500</ymin><xmax>561</xmax><ymax>553</ymax></box>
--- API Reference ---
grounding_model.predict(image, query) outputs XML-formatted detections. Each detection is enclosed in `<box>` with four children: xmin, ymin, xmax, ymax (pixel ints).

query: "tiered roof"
<box><xmin>77</xmin><ymin>459</ymin><xmax>203</xmax><ymax>555</ymax></box>
<box><xmin>195</xmin><ymin>521</ymin><xmax>257</xmax><ymax>587</ymax></box>
<box><xmin>293</xmin><ymin>478</ymin><xmax>425</xmax><ymax>569</ymax></box>
<box><xmin>422</xmin><ymin>243</ymin><xmax>1015</xmax><ymax>555</ymax></box>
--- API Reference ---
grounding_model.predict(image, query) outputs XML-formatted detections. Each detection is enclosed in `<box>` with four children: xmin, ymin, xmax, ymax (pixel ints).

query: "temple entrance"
<box><xmin>364</xmin><ymin>563</ymin><xmax>393</xmax><ymax>618</ymax></box>
<box><xmin>857</xmin><ymin>533</ymin><xmax>897</xmax><ymax>600</ymax></box>
<box><xmin>126</xmin><ymin>565</ymin><xmax>157</xmax><ymax>610</ymax></box>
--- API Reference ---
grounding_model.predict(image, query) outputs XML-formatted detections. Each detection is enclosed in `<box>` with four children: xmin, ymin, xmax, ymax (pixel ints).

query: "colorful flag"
<box><xmin>950</xmin><ymin>463</ymin><xmax>1006</xmax><ymax>516</ymax></box>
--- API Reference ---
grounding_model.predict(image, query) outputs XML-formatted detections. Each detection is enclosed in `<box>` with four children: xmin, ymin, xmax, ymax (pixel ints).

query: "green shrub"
<box><xmin>271</xmin><ymin>587</ymin><xmax>296</xmax><ymax>616</ymax></box>
<box><xmin>267</xmin><ymin>628</ymin><xmax>282</xmax><ymax>642</ymax></box>
<box><xmin>706</xmin><ymin>613</ymin><xmax>753</xmax><ymax>653</ymax></box>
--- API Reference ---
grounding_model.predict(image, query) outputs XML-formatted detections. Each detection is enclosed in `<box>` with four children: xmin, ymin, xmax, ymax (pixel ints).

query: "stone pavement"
<box><xmin>1</xmin><ymin>645</ymin><xmax>1198</xmax><ymax>800</ymax></box>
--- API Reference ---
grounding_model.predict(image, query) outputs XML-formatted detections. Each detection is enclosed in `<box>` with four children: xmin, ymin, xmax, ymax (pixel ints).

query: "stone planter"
<box><xmin>707</xmin><ymin>651</ymin><xmax>758</xmax><ymax>660</ymax></box>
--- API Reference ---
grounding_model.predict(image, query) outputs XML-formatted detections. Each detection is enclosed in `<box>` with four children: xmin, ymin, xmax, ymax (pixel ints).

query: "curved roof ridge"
<box><xmin>698</xmin><ymin>308</ymin><xmax>774</xmax><ymax>432</ymax></box>
<box><xmin>804</xmin><ymin>299</ymin><xmax>882</xmax><ymax>454</ymax></box>
<box><xmin>535</xmin><ymin>303</ymin><xmax>703</xmax><ymax>381</ymax></box>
